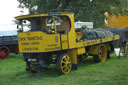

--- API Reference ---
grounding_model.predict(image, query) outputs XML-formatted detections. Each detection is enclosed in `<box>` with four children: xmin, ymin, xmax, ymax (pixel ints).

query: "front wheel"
<box><xmin>56</xmin><ymin>54</ymin><xmax>72</xmax><ymax>75</ymax></box>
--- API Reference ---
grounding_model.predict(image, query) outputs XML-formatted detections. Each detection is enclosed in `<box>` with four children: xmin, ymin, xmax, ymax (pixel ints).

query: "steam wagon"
<box><xmin>15</xmin><ymin>11</ymin><xmax>119</xmax><ymax>74</ymax></box>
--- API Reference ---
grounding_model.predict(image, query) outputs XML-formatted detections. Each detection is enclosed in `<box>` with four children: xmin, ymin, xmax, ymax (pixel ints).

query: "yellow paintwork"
<box><xmin>77</xmin><ymin>47</ymin><xmax>86</xmax><ymax>55</ymax></box>
<box><xmin>76</xmin><ymin>40</ymin><xmax>100</xmax><ymax>48</ymax></box>
<box><xmin>15</xmin><ymin>14</ymin><xmax>48</xmax><ymax>20</ymax></box>
<box><xmin>67</xmin><ymin>49</ymin><xmax>78</xmax><ymax>64</ymax></box>
<box><xmin>76</xmin><ymin>32</ymin><xmax>83</xmax><ymax>42</ymax></box>
<box><xmin>101</xmin><ymin>37</ymin><xmax>114</xmax><ymax>43</ymax></box>
<box><xmin>53</xmin><ymin>18</ymin><xmax>57</xmax><ymax>33</ymax></box>
<box><xmin>67</xmin><ymin>14</ymin><xmax>76</xmax><ymax>49</ymax></box>
<box><xmin>16</xmin><ymin>13</ymin><xmax>77</xmax><ymax>50</ymax></box>
<box><xmin>76</xmin><ymin>39</ymin><xmax>101</xmax><ymax>48</ymax></box>
<box><xmin>89</xmin><ymin>45</ymin><xmax>99</xmax><ymax>55</ymax></box>
<box><xmin>16</xmin><ymin>12</ymin><xmax>120</xmax><ymax>65</ymax></box>
<box><xmin>106</xmin><ymin>15</ymin><xmax>128</xmax><ymax>28</ymax></box>
<box><xmin>18</xmin><ymin>31</ymin><xmax>61</xmax><ymax>53</ymax></box>
<box><xmin>114</xmin><ymin>35</ymin><xmax>120</xmax><ymax>40</ymax></box>
<box><xmin>76</xmin><ymin>35</ymin><xmax>119</xmax><ymax>48</ymax></box>
<box><xmin>61</xmin><ymin>34</ymin><xmax>68</xmax><ymax>49</ymax></box>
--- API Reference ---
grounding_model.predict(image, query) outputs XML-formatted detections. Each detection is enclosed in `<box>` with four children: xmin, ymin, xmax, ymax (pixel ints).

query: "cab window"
<box><xmin>17</xmin><ymin>16</ymin><xmax>71</xmax><ymax>34</ymax></box>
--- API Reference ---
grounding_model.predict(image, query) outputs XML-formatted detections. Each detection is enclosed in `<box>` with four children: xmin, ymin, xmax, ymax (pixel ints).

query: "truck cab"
<box><xmin>16</xmin><ymin>12</ymin><xmax>76</xmax><ymax>53</ymax></box>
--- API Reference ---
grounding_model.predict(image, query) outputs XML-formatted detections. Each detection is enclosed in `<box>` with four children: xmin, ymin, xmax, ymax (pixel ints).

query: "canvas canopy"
<box><xmin>76</xmin><ymin>25</ymin><xmax>114</xmax><ymax>41</ymax></box>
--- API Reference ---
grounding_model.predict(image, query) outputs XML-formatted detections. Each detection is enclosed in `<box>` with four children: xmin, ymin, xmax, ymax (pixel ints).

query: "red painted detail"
<box><xmin>0</xmin><ymin>46</ymin><xmax>10</xmax><ymax>60</ymax></box>
<box><xmin>16</xmin><ymin>45</ymin><xmax>19</xmax><ymax>51</ymax></box>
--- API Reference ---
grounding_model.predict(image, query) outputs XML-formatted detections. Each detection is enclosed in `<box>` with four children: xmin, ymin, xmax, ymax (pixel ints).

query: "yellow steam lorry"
<box><xmin>15</xmin><ymin>11</ymin><xmax>119</xmax><ymax>74</ymax></box>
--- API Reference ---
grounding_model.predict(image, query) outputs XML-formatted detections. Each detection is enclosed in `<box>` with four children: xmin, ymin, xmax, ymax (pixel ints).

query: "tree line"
<box><xmin>17</xmin><ymin>0</ymin><xmax>128</xmax><ymax>27</ymax></box>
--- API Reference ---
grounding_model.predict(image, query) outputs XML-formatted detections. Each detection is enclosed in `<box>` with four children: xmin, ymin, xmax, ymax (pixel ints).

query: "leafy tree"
<box><xmin>17</xmin><ymin>0</ymin><xmax>128</xmax><ymax>27</ymax></box>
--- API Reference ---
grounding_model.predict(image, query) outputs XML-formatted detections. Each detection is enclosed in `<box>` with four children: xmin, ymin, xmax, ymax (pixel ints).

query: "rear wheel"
<box><xmin>93</xmin><ymin>44</ymin><xmax>107</xmax><ymax>62</ymax></box>
<box><xmin>56</xmin><ymin>54</ymin><xmax>72</xmax><ymax>75</ymax></box>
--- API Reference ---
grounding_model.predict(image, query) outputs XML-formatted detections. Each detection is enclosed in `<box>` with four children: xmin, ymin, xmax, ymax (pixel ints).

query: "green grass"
<box><xmin>0</xmin><ymin>53</ymin><xmax>128</xmax><ymax>85</ymax></box>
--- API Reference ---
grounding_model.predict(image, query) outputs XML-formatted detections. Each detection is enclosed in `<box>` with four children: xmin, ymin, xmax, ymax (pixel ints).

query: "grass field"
<box><xmin>0</xmin><ymin>53</ymin><xmax>128</xmax><ymax>85</ymax></box>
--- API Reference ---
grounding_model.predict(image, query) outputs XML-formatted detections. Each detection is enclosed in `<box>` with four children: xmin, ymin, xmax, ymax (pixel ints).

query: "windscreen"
<box><xmin>17</xmin><ymin>16</ymin><xmax>71</xmax><ymax>34</ymax></box>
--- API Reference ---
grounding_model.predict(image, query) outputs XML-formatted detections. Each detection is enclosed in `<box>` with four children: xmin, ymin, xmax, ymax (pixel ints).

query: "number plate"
<box><xmin>28</xmin><ymin>59</ymin><xmax>37</xmax><ymax>62</ymax></box>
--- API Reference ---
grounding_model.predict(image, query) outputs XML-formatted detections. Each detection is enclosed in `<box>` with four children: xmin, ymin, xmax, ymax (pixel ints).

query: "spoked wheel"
<box><xmin>93</xmin><ymin>44</ymin><xmax>107</xmax><ymax>62</ymax></box>
<box><xmin>56</xmin><ymin>54</ymin><xmax>72</xmax><ymax>75</ymax></box>
<box><xmin>0</xmin><ymin>46</ymin><xmax>10</xmax><ymax>60</ymax></box>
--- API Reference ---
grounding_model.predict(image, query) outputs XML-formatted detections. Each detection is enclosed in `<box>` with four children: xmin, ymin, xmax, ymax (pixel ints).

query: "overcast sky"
<box><xmin>0</xmin><ymin>0</ymin><xmax>28</xmax><ymax>31</ymax></box>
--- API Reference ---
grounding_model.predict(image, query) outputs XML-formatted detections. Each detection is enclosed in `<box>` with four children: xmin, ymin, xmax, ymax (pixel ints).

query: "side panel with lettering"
<box><xmin>18</xmin><ymin>32</ymin><xmax>61</xmax><ymax>53</ymax></box>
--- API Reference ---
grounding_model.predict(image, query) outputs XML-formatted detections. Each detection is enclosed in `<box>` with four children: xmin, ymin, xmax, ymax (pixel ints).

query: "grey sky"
<box><xmin>0</xmin><ymin>0</ymin><xmax>28</xmax><ymax>31</ymax></box>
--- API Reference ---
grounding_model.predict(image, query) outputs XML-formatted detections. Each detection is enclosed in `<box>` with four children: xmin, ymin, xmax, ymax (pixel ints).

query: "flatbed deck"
<box><xmin>76</xmin><ymin>35</ymin><xmax>119</xmax><ymax>48</ymax></box>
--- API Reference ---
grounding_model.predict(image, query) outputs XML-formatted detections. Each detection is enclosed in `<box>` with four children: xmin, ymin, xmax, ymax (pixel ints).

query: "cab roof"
<box><xmin>15</xmin><ymin>12</ymin><xmax>73</xmax><ymax>20</ymax></box>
